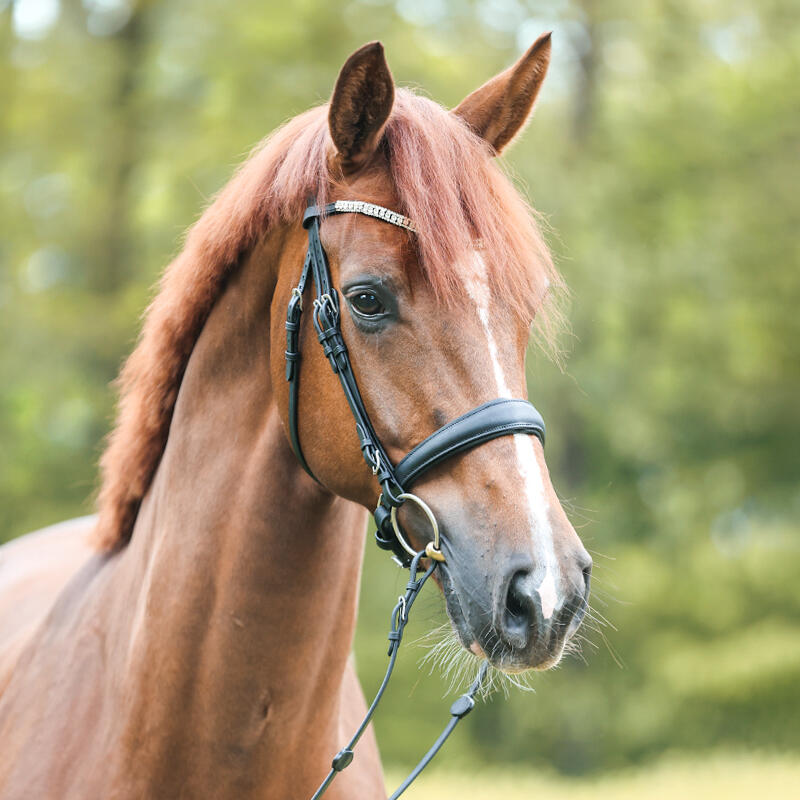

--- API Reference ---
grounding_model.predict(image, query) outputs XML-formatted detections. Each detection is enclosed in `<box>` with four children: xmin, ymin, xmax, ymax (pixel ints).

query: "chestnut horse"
<box><xmin>0</xmin><ymin>37</ymin><xmax>591</xmax><ymax>799</ymax></box>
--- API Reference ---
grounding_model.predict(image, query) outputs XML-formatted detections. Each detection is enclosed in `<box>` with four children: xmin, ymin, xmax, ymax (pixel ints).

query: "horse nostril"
<box><xmin>503</xmin><ymin>570</ymin><xmax>534</xmax><ymax>645</ymax></box>
<box><xmin>579</xmin><ymin>549</ymin><xmax>593</xmax><ymax>604</ymax></box>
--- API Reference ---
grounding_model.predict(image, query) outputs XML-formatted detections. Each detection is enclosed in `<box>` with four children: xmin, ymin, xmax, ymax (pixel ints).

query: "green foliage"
<box><xmin>1</xmin><ymin>0</ymin><xmax>798</xmax><ymax>777</ymax></box>
<box><xmin>387</xmin><ymin>754</ymin><xmax>800</xmax><ymax>799</ymax></box>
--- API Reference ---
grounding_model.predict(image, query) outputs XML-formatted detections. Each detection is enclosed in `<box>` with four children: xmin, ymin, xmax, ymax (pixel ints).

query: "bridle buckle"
<box><xmin>369</xmin><ymin>449</ymin><xmax>382</xmax><ymax>476</ymax></box>
<box><xmin>313</xmin><ymin>291</ymin><xmax>338</xmax><ymax>319</ymax></box>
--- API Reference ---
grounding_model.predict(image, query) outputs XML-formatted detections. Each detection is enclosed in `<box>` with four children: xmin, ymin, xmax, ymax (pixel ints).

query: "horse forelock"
<box><xmin>93</xmin><ymin>88</ymin><xmax>562</xmax><ymax>551</ymax></box>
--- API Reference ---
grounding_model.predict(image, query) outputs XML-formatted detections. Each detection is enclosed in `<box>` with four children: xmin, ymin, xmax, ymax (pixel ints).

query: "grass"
<box><xmin>386</xmin><ymin>753</ymin><xmax>800</xmax><ymax>799</ymax></box>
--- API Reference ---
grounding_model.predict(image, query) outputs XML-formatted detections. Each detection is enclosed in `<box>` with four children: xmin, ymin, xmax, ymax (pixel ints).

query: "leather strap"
<box><xmin>394</xmin><ymin>398</ymin><xmax>545</xmax><ymax>488</ymax></box>
<box><xmin>285</xmin><ymin>251</ymin><xmax>315</xmax><ymax>479</ymax></box>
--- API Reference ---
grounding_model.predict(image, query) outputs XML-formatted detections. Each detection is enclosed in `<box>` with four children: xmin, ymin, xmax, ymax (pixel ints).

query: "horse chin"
<box><xmin>498</xmin><ymin>644</ymin><xmax>566</xmax><ymax>674</ymax></box>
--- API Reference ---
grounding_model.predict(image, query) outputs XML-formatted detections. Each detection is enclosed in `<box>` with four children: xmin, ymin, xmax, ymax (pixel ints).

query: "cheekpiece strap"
<box><xmin>287</xmin><ymin>201</ymin><xmax>403</xmax><ymax>501</ymax></box>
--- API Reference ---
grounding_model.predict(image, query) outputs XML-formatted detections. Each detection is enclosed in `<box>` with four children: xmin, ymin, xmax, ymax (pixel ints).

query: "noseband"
<box><xmin>285</xmin><ymin>198</ymin><xmax>546</xmax><ymax>566</ymax></box>
<box><xmin>285</xmin><ymin>199</ymin><xmax>547</xmax><ymax>797</ymax></box>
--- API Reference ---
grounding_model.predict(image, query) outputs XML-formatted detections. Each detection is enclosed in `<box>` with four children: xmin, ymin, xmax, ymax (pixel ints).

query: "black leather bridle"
<box><xmin>285</xmin><ymin>198</ymin><xmax>547</xmax><ymax>797</ymax></box>
<box><xmin>286</xmin><ymin>199</ymin><xmax>546</xmax><ymax>566</ymax></box>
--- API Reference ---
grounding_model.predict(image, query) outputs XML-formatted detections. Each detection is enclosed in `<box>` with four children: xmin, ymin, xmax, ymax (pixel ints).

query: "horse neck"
<box><xmin>110</xmin><ymin>229</ymin><xmax>369</xmax><ymax>785</ymax></box>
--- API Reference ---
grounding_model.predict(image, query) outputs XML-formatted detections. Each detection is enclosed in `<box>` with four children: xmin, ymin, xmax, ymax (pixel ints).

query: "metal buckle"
<box><xmin>390</xmin><ymin>493</ymin><xmax>445</xmax><ymax>562</ymax></box>
<box><xmin>319</xmin><ymin>292</ymin><xmax>338</xmax><ymax>312</ymax></box>
<box><xmin>291</xmin><ymin>287</ymin><xmax>303</xmax><ymax>311</ymax></box>
<box><xmin>368</xmin><ymin>449</ymin><xmax>382</xmax><ymax>476</ymax></box>
<box><xmin>313</xmin><ymin>292</ymin><xmax>339</xmax><ymax>328</ymax></box>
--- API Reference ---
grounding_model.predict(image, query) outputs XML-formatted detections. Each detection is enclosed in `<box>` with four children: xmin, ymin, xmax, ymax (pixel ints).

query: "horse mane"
<box><xmin>93</xmin><ymin>89</ymin><xmax>563</xmax><ymax>551</ymax></box>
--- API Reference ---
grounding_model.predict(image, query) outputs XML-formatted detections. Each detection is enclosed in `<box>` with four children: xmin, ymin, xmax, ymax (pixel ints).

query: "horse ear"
<box><xmin>452</xmin><ymin>32</ymin><xmax>551</xmax><ymax>155</ymax></box>
<box><xmin>329</xmin><ymin>41</ymin><xmax>395</xmax><ymax>172</ymax></box>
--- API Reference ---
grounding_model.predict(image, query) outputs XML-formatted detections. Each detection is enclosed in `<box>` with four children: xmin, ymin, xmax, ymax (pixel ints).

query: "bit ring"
<box><xmin>390</xmin><ymin>493</ymin><xmax>445</xmax><ymax>562</ymax></box>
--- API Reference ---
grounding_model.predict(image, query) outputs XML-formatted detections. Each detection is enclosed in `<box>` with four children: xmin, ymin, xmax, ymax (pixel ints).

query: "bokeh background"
<box><xmin>1</xmin><ymin>0</ymin><xmax>798</xmax><ymax>796</ymax></box>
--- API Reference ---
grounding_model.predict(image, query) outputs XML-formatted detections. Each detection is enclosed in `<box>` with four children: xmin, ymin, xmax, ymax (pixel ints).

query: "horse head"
<box><xmin>269</xmin><ymin>39</ymin><xmax>591</xmax><ymax>673</ymax></box>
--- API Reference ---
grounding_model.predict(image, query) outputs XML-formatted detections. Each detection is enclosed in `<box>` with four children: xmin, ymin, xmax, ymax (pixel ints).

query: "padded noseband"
<box><xmin>394</xmin><ymin>398</ymin><xmax>544</xmax><ymax>488</ymax></box>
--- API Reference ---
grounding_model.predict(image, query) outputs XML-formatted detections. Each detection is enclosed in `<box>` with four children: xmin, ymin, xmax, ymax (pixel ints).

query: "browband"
<box><xmin>303</xmin><ymin>201</ymin><xmax>415</xmax><ymax>232</ymax></box>
<box><xmin>286</xmin><ymin>199</ymin><xmax>547</xmax><ymax>565</ymax></box>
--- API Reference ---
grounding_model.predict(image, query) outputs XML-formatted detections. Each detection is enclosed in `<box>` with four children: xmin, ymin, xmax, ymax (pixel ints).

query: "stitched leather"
<box><xmin>394</xmin><ymin>399</ymin><xmax>545</xmax><ymax>488</ymax></box>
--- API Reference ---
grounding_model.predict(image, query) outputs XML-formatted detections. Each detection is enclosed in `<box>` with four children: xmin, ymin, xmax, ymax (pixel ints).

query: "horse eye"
<box><xmin>349</xmin><ymin>290</ymin><xmax>385</xmax><ymax>317</ymax></box>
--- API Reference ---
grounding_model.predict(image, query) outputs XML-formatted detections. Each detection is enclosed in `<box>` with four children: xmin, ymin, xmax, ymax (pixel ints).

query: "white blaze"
<box><xmin>537</xmin><ymin>568</ymin><xmax>558</xmax><ymax>621</ymax></box>
<box><xmin>464</xmin><ymin>253</ymin><xmax>560</xmax><ymax>620</ymax></box>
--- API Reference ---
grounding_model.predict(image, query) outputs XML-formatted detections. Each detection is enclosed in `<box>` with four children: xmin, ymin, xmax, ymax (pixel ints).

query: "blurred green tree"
<box><xmin>1</xmin><ymin>0</ymin><xmax>798</xmax><ymax>776</ymax></box>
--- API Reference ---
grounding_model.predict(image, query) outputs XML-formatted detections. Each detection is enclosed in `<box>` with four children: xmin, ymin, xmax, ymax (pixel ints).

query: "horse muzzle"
<box><xmin>439</xmin><ymin>544</ymin><xmax>592</xmax><ymax>672</ymax></box>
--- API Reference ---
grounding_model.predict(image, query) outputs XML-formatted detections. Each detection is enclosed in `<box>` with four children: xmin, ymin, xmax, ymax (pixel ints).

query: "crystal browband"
<box><xmin>332</xmin><ymin>200</ymin><xmax>416</xmax><ymax>232</ymax></box>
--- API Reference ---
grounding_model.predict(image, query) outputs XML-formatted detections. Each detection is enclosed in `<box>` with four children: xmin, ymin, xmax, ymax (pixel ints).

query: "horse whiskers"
<box><xmin>562</xmin><ymin>635</ymin><xmax>590</xmax><ymax>665</ymax></box>
<box><xmin>584</xmin><ymin>605</ymin><xmax>618</xmax><ymax>632</ymax></box>
<box><xmin>571</xmin><ymin>613</ymin><xmax>624</xmax><ymax>668</ymax></box>
<box><xmin>417</xmin><ymin>628</ymin><xmax>478</xmax><ymax>696</ymax></box>
<box><xmin>413</xmin><ymin>623</ymin><xmax>546</xmax><ymax>700</ymax></box>
<box><xmin>570</xmin><ymin>631</ymin><xmax>599</xmax><ymax>652</ymax></box>
<box><xmin>585</xmin><ymin>587</ymin><xmax>614</xmax><ymax>608</ymax></box>
<box><xmin>585</xmin><ymin>547</ymin><xmax>617</xmax><ymax>562</ymax></box>
<box><xmin>597</xmin><ymin>629</ymin><xmax>625</xmax><ymax>669</ymax></box>
<box><xmin>556</xmin><ymin>494</ymin><xmax>599</xmax><ymax>519</ymax></box>
<box><xmin>411</xmin><ymin>588</ymin><xmax>610</xmax><ymax>700</ymax></box>
<box><xmin>486</xmin><ymin>665</ymin><xmax>539</xmax><ymax>697</ymax></box>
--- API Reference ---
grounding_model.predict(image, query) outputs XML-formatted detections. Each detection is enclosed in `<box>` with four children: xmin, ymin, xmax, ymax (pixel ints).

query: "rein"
<box><xmin>309</xmin><ymin>552</ymin><xmax>489</xmax><ymax>800</ymax></box>
<box><xmin>285</xmin><ymin>199</ymin><xmax>547</xmax><ymax>796</ymax></box>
